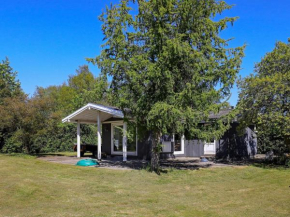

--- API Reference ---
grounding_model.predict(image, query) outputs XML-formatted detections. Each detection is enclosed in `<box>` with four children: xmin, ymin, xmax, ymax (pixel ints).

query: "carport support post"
<box><xmin>97</xmin><ymin>111</ymin><xmax>101</xmax><ymax>160</ymax></box>
<box><xmin>123</xmin><ymin>122</ymin><xmax>127</xmax><ymax>162</ymax></box>
<box><xmin>77</xmin><ymin>122</ymin><xmax>81</xmax><ymax>158</ymax></box>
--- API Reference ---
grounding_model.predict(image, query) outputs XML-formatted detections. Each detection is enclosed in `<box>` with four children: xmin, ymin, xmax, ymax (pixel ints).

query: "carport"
<box><xmin>62</xmin><ymin>103</ymin><xmax>129</xmax><ymax>161</ymax></box>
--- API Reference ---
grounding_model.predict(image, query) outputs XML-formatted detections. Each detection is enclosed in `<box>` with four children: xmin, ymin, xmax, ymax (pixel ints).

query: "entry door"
<box><xmin>112</xmin><ymin>124</ymin><xmax>123</xmax><ymax>154</ymax></box>
<box><xmin>204</xmin><ymin>140</ymin><xmax>216</xmax><ymax>155</ymax></box>
<box><xmin>111</xmin><ymin>123</ymin><xmax>138</xmax><ymax>156</ymax></box>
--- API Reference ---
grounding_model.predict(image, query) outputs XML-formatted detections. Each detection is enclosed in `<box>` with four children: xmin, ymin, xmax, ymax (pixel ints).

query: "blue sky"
<box><xmin>1</xmin><ymin>0</ymin><xmax>290</xmax><ymax>105</ymax></box>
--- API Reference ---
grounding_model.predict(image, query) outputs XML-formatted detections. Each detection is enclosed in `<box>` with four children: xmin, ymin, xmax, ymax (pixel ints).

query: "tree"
<box><xmin>35</xmin><ymin>65</ymin><xmax>109</xmax><ymax>116</ymax></box>
<box><xmin>0</xmin><ymin>57</ymin><xmax>22</xmax><ymax>103</ymax></box>
<box><xmin>68</xmin><ymin>65</ymin><xmax>109</xmax><ymax>109</ymax></box>
<box><xmin>0</xmin><ymin>58</ymin><xmax>24</xmax><ymax>150</ymax></box>
<box><xmin>0</xmin><ymin>95</ymin><xmax>46</xmax><ymax>153</ymax></box>
<box><xmin>27</xmin><ymin>65</ymin><xmax>108</xmax><ymax>153</ymax></box>
<box><xmin>237</xmin><ymin>40</ymin><xmax>290</xmax><ymax>156</ymax></box>
<box><xmin>68</xmin><ymin>65</ymin><xmax>95</xmax><ymax>93</ymax></box>
<box><xmin>35</xmin><ymin>85</ymin><xmax>77</xmax><ymax>116</ymax></box>
<box><xmin>90</xmin><ymin>0</ymin><xmax>244</xmax><ymax>172</ymax></box>
<box><xmin>0</xmin><ymin>64</ymin><xmax>106</xmax><ymax>154</ymax></box>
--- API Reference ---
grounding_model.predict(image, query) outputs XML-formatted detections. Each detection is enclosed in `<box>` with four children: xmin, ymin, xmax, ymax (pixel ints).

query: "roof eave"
<box><xmin>62</xmin><ymin>103</ymin><xmax>124</xmax><ymax>123</ymax></box>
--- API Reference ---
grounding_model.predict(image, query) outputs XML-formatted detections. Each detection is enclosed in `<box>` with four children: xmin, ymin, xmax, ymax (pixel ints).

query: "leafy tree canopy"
<box><xmin>237</xmin><ymin>39</ymin><xmax>290</xmax><ymax>155</ymax></box>
<box><xmin>35</xmin><ymin>65</ymin><xmax>108</xmax><ymax>115</ymax></box>
<box><xmin>68</xmin><ymin>65</ymin><xmax>95</xmax><ymax>93</ymax></box>
<box><xmin>0</xmin><ymin>64</ymin><xmax>107</xmax><ymax>154</ymax></box>
<box><xmin>90</xmin><ymin>0</ymin><xmax>244</xmax><ymax>171</ymax></box>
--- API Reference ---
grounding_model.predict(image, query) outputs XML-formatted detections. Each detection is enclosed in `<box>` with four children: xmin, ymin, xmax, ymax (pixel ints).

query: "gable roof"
<box><xmin>62</xmin><ymin>103</ymin><xmax>124</xmax><ymax>124</ymax></box>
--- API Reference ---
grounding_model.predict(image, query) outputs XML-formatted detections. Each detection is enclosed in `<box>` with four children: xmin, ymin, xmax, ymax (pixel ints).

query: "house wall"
<box><xmin>185</xmin><ymin>140</ymin><xmax>205</xmax><ymax>157</ymax></box>
<box><xmin>101</xmin><ymin>122</ymin><xmax>257</xmax><ymax>160</ymax></box>
<box><xmin>160</xmin><ymin>140</ymin><xmax>204</xmax><ymax>159</ymax></box>
<box><xmin>160</xmin><ymin>123</ymin><xmax>257</xmax><ymax>159</ymax></box>
<box><xmin>215</xmin><ymin>123</ymin><xmax>257</xmax><ymax>159</ymax></box>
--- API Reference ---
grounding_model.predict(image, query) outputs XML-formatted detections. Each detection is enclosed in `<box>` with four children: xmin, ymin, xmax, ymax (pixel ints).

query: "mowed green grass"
<box><xmin>0</xmin><ymin>155</ymin><xmax>289</xmax><ymax>217</ymax></box>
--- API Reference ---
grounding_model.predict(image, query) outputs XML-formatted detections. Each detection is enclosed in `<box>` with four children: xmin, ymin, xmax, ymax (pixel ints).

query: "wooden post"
<box><xmin>123</xmin><ymin>122</ymin><xmax>127</xmax><ymax>162</ymax></box>
<box><xmin>97</xmin><ymin>111</ymin><xmax>102</xmax><ymax>160</ymax></box>
<box><xmin>77</xmin><ymin>122</ymin><xmax>81</xmax><ymax>158</ymax></box>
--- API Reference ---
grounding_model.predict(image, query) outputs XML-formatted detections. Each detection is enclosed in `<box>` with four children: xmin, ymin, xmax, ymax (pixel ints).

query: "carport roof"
<box><xmin>62</xmin><ymin>103</ymin><xmax>124</xmax><ymax>124</ymax></box>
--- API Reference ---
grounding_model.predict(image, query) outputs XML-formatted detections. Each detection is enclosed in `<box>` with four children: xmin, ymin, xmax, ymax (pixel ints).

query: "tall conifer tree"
<box><xmin>90</xmin><ymin>0</ymin><xmax>244</xmax><ymax>172</ymax></box>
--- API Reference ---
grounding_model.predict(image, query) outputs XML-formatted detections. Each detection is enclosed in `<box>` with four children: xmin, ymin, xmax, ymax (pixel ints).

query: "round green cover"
<box><xmin>76</xmin><ymin>159</ymin><xmax>99</xmax><ymax>166</ymax></box>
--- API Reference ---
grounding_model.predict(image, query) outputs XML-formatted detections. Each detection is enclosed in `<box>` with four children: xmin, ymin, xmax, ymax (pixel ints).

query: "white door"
<box><xmin>111</xmin><ymin>123</ymin><xmax>137</xmax><ymax>156</ymax></box>
<box><xmin>204</xmin><ymin>140</ymin><xmax>216</xmax><ymax>155</ymax></box>
<box><xmin>111</xmin><ymin>124</ymin><xmax>124</xmax><ymax>155</ymax></box>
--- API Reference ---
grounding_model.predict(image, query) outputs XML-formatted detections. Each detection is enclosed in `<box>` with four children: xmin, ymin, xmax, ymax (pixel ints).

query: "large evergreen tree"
<box><xmin>0</xmin><ymin>57</ymin><xmax>22</xmax><ymax>104</ymax></box>
<box><xmin>237</xmin><ymin>40</ymin><xmax>290</xmax><ymax>156</ymax></box>
<box><xmin>90</xmin><ymin>0</ymin><xmax>244</xmax><ymax>172</ymax></box>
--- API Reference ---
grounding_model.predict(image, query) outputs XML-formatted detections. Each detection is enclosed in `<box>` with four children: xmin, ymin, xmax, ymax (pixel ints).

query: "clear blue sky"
<box><xmin>1</xmin><ymin>0</ymin><xmax>290</xmax><ymax>106</ymax></box>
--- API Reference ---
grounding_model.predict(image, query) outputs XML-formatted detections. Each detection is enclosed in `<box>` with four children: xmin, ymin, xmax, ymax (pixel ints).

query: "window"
<box><xmin>204</xmin><ymin>139</ymin><xmax>216</xmax><ymax>154</ymax></box>
<box><xmin>174</xmin><ymin>134</ymin><xmax>182</xmax><ymax>151</ymax></box>
<box><xmin>111</xmin><ymin>122</ymin><xmax>137</xmax><ymax>156</ymax></box>
<box><xmin>174</xmin><ymin>134</ymin><xmax>185</xmax><ymax>155</ymax></box>
<box><xmin>113</xmin><ymin>125</ymin><xmax>123</xmax><ymax>152</ymax></box>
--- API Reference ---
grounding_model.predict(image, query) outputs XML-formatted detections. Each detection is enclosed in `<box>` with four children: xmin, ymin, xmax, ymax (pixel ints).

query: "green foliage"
<box><xmin>237</xmin><ymin>39</ymin><xmax>290</xmax><ymax>155</ymax></box>
<box><xmin>286</xmin><ymin>158</ymin><xmax>290</xmax><ymax>167</ymax></box>
<box><xmin>0</xmin><ymin>58</ymin><xmax>24</xmax><ymax>152</ymax></box>
<box><xmin>92</xmin><ymin>0</ymin><xmax>244</xmax><ymax>140</ymax></box>
<box><xmin>35</xmin><ymin>65</ymin><xmax>109</xmax><ymax>115</ymax></box>
<box><xmin>0</xmin><ymin>57</ymin><xmax>22</xmax><ymax>104</ymax></box>
<box><xmin>90</xmin><ymin>0</ymin><xmax>244</xmax><ymax>170</ymax></box>
<box><xmin>69</xmin><ymin>65</ymin><xmax>95</xmax><ymax>92</ymax></box>
<box><xmin>0</xmin><ymin>62</ymin><xmax>107</xmax><ymax>154</ymax></box>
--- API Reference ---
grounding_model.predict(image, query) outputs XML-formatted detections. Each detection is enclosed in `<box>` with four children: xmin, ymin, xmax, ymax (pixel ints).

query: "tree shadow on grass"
<box><xmin>37</xmin><ymin>153</ymin><xmax>284</xmax><ymax>172</ymax></box>
<box><xmin>215</xmin><ymin>157</ymin><xmax>290</xmax><ymax>170</ymax></box>
<box><xmin>36</xmin><ymin>153</ymin><xmax>67</xmax><ymax>157</ymax></box>
<box><xmin>35</xmin><ymin>152</ymin><xmax>93</xmax><ymax>158</ymax></box>
<box><xmin>97</xmin><ymin>158</ymin><xmax>214</xmax><ymax>172</ymax></box>
<box><xmin>160</xmin><ymin>160</ymin><xmax>212</xmax><ymax>170</ymax></box>
<box><xmin>251</xmin><ymin>161</ymin><xmax>289</xmax><ymax>170</ymax></box>
<box><xmin>254</xmin><ymin>156</ymin><xmax>290</xmax><ymax>170</ymax></box>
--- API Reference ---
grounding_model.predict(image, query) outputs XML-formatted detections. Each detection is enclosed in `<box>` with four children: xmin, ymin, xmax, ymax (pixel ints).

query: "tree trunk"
<box><xmin>151</xmin><ymin>131</ymin><xmax>161</xmax><ymax>174</ymax></box>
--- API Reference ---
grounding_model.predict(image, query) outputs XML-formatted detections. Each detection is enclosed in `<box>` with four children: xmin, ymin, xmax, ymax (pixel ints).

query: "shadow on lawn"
<box><xmin>251</xmin><ymin>163</ymin><xmax>289</xmax><ymax>170</ymax></box>
<box><xmin>36</xmin><ymin>152</ymin><xmax>289</xmax><ymax>171</ymax></box>
<box><xmin>36</xmin><ymin>153</ymin><xmax>68</xmax><ymax>157</ymax></box>
<box><xmin>98</xmin><ymin>158</ymin><xmax>213</xmax><ymax>171</ymax></box>
<box><xmin>35</xmin><ymin>153</ymin><xmax>93</xmax><ymax>158</ymax></box>
<box><xmin>215</xmin><ymin>157</ymin><xmax>290</xmax><ymax>170</ymax></box>
<box><xmin>160</xmin><ymin>160</ymin><xmax>212</xmax><ymax>170</ymax></box>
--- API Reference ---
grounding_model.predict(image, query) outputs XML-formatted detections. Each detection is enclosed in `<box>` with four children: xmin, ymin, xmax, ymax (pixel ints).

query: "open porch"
<box><xmin>62</xmin><ymin>103</ymin><xmax>135</xmax><ymax>162</ymax></box>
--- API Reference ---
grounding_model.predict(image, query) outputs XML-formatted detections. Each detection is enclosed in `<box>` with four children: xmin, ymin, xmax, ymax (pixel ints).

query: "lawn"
<box><xmin>0</xmin><ymin>154</ymin><xmax>289</xmax><ymax>217</ymax></box>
